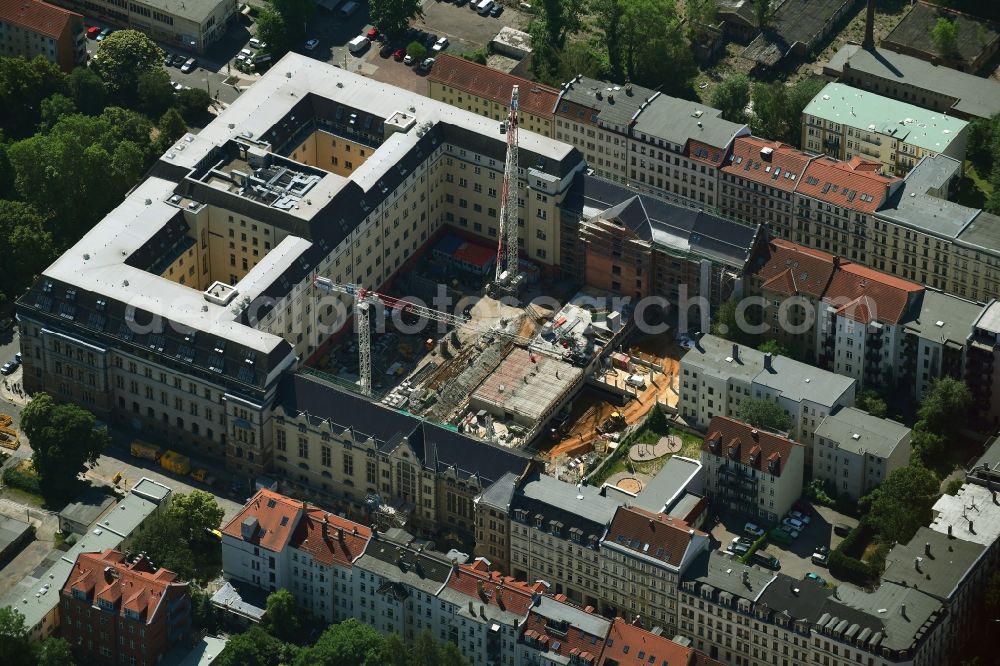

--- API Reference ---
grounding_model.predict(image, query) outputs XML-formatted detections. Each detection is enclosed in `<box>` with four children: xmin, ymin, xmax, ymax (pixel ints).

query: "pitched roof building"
<box><xmin>0</xmin><ymin>0</ymin><xmax>85</xmax><ymax>71</ymax></box>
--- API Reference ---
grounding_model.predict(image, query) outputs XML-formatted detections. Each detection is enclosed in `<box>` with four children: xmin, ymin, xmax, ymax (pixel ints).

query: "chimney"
<box><xmin>901</xmin><ymin>603</ymin><xmax>907</xmax><ymax>619</ymax></box>
<box><xmin>863</xmin><ymin>0</ymin><xmax>876</xmax><ymax>49</ymax></box>
<box><xmin>914</xmin><ymin>557</ymin><xmax>922</xmax><ymax>572</ymax></box>
<box><xmin>338</xmin><ymin>527</ymin><xmax>345</xmax><ymax>542</ymax></box>
<box><xmin>924</xmin><ymin>542</ymin><xmax>931</xmax><ymax>556</ymax></box>
<box><xmin>764</xmin><ymin>352</ymin><xmax>773</xmax><ymax>371</ymax></box>
<box><xmin>947</xmin><ymin>524</ymin><xmax>953</xmax><ymax>538</ymax></box>
<box><xmin>833</xmin><ymin>255</ymin><xmax>841</xmax><ymax>269</ymax></box>
<box><xmin>322</xmin><ymin>520</ymin><xmax>329</xmax><ymax>542</ymax></box>
<box><xmin>732</xmin><ymin>343</ymin><xmax>740</xmax><ymax>363</ymax></box>
<box><xmin>969</xmin><ymin>520</ymin><xmax>975</xmax><ymax>534</ymax></box>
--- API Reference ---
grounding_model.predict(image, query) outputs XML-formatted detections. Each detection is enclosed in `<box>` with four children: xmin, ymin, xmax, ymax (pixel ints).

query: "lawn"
<box><xmin>959</xmin><ymin>163</ymin><xmax>994</xmax><ymax>208</ymax></box>
<box><xmin>591</xmin><ymin>426</ymin><xmax>703</xmax><ymax>485</ymax></box>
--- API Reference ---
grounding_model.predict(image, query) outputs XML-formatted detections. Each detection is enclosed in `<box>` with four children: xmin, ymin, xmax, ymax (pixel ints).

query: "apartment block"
<box><xmin>700</xmin><ymin>416</ymin><xmax>805</xmax><ymax>522</ymax></box>
<box><xmin>508</xmin><ymin>470</ymin><xmax>621</xmax><ymax>608</ymax></box>
<box><xmin>60</xmin><ymin>550</ymin><xmax>189</xmax><ymax>664</ymax></box>
<box><xmin>426</xmin><ymin>54</ymin><xmax>559</xmax><ymax>138</ymax></box>
<box><xmin>598</xmin><ymin>506</ymin><xmax>709</xmax><ymax>635</ymax></box>
<box><xmin>48</xmin><ymin>0</ymin><xmax>235</xmax><ymax>53</ymax></box>
<box><xmin>516</xmin><ymin>595</ymin><xmax>610</xmax><ymax>666</ymax></box>
<box><xmin>474</xmin><ymin>472</ymin><xmax>517</xmax><ymax>574</ymax></box>
<box><xmin>17</xmin><ymin>54</ymin><xmax>583</xmax><ymax>476</ymax></box>
<box><xmin>801</xmin><ymin>83</ymin><xmax>969</xmax><ymax>177</ymax></box>
<box><xmin>679</xmin><ymin>334</ymin><xmax>856</xmax><ymax>461</ymax></box>
<box><xmin>813</xmin><ymin>407</ymin><xmax>911</xmax><ymax>500</ymax></box>
<box><xmin>966</xmin><ymin>300</ymin><xmax>1000</xmax><ymax>428</ymax></box>
<box><xmin>220</xmin><ymin>488</ymin><xmax>371</xmax><ymax>622</ymax></box>
<box><xmin>0</xmin><ymin>0</ymin><xmax>85</xmax><ymax>71</ymax></box>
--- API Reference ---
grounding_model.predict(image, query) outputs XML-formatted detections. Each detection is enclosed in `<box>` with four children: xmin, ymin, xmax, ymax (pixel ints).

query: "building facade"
<box><xmin>0</xmin><ymin>0</ymin><xmax>85</xmax><ymax>71</ymax></box>
<box><xmin>813</xmin><ymin>407</ymin><xmax>911</xmax><ymax>500</ymax></box>
<box><xmin>966</xmin><ymin>300</ymin><xmax>1000</xmax><ymax>428</ymax></box>
<box><xmin>700</xmin><ymin>416</ymin><xmax>805</xmax><ymax>523</ymax></box>
<box><xmin>60</xmin><ymin>550</ymin><xmax>189</xmax><ymax>665</ymax></box>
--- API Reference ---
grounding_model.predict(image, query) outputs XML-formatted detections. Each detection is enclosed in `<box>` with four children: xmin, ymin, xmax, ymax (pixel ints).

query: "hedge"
<box><xmin>3</xmin><ymin>465</ymin><xmax>43</xmax><ymax>495</ymax></box>
<box><xmin>828</xmin><ymin>523</ymin><xmax>880</xmax><ymax>585</ymax></box>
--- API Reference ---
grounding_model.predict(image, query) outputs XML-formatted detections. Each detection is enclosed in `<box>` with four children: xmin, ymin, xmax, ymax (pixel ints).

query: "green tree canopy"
<box><xmin>175</xmin><ymin>87</ymin><xmax>213</xmax><ymax>123</ymax></box>
<box><xmin>93</xmin><ymin>29</ymin><xmax>163</xmax><ymax>95</ymax></box>
<box><xmin>757</xmin><ymin>339</ymin><xmax>789</xmax><ymax>357</ymax></box>
<box><xmin>711</xmin><ymin>298</ymin><xmax>759</xmax><ymax>346</ymax></box>
<box><xmin>710</xmin><ymin>74</ymin><xmax>750</xmax><ymax>124</ymax></box>
<box><xmin>136</xmin><ymin>69</ymin><xmax>175</xmax><ymax>119</ymax></box>
<box><xmin>736</xmin><ymin>398</ymin><xmax>792</xmax><ymax>433</ymax></box>
<box><xmin>20</xmin><ymin>393</ymin><xmax>109</xmax><ymax>497</ymax></box>
<box><xmin>855</xmin><ymin>389</ymin><xmax>888</xmax><ymax>419</ymax></box>
<box><xmin>0</xmin><ymin>199</ymin><xmax>55</xmax><ymax>303</ymax></box>
<box><xmin>39</xmin><ymin>93</ymin><xmax>76</xmax><ymax>131</ymax></box>
<box><xmin>370</xmin><ymin>0</ymin><xmax>423</xmax><ymax>39</ymax></box>
<box><xmin>861</xmin><ymin>465</ymin><xmax>940</xmax><ymax>545</ymax></box>
<box><xmin>67</xmin><ymin>66</ymin><xmax>107</xmax><ymax>116</ymax></box>
<box><xmin>916</xmin><ymin>377</ymin><xmax>972</xmax><ymax>436</ymax></box>
<box><xmin>930</xmin><ymin>17</ymin><xmax>959</xmax><ymax>57</ymax></box>
<box><xmin>0</xmin><ymin>607</ymin><xmax>33</xmax><ymax>666</ymax></box>
<box><xmin>258</xmin><ymin>0</ymin><xmax>314</xmax><ymax>58</ymax></box>
<box><xmin>131</xmin><ymin>490</ymin><xmax>224</xmax><ymax>582</ymax></box>
<box><xmin>750</xmin><ymin>77</ymin><xmax>824</xmax><ymax>146</ymax></box>
<box><xmin>156</xmin><ymin>107</ymin><xmax>188</xmax><ymax>153</ymax></box>
<box><xmin>753</xmin><ymin>0</ymin><xmax>774</xmax><ymax>29</ymax></box>
<box><xmin>263</xmin><ymin>589</ymin><xmax>301</xmax><ymax>643</ymax></box>
<box><xmin>168</xmin><ymin>489</ymin><xmax>225</xmax><ymax>536</ymax></box>
<box><xmin>294</xmin><ymin>620</ymin><xmax>388</xmax><ymax>666</ymax></box>
<box><xmin>0</xmin><ymin>55</ymin><xmax>68</xmax><ymax>139</ymax></box>
<box><xmin>529</xmin><ymin>0</ymin><xmax>585</xmax><ymax>80</ymax></box>
<box><xmin>686</xmin><ymin>0</ymin><xmax>718</xmax><ymax>40</ymax></box>
<box><xmin>35</xmin><ymin>638</ymin><xmax>76</xmax><ymax>666</ymax></box>
<box><xmin>218</xmin><ymin>626</ymin><xmax>295</xmax><ymax>666</ymax></box>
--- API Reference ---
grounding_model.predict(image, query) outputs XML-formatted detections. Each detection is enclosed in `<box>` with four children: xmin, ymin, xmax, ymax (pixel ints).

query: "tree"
<box><xmin>855</xmin><ymin>389</ymin><xmax>887</xmax><ymax>419</ymax></box>
<box><xmin>20</xmin><ymin>393</ymin><xmax>109</xmax><ymax>497</ymax></box>
<box><xmin>931</xmin><ymin>17</ymin><xmax>959</xmax><ymax>57</ymax></box>
<box><xmin>753</xmin><ymin>0</ymin><xmax>774</xmax><ymax>29</ymax></box>
<box><xmin>295</xmin><ymin>620</ymin><xmax>387</xmax><ymax>666</ymax></box>
<box><xmin>370</xmin><ymin>0</ymin><xmax>423</xmax><ymax>40</ymax></box>
<box><xmin>711</xmin><ymin>298</ymin><xmax>758</xmax><ymax>346</ymax></box>
<box><xmin>136</xmin><ymin>69</ymin><xmax>175</xmax><ymax>119</ymax></box>
<box><xmin>861</xmin><ymin>465</ymin><xmax>940</xmax><ymax>545</ymax></box>
<box><xmin>0</xmin><ymin>55</ymin><xmax>68</xmax><ymax>139</ymax></box>
<box><xmin>168</xmin><ymin>489</ymin><xmax>225</xmax><ymax>536</ymax></box>
<box><xmin>217</xmin><ymin>626</ymin><xmax>294</xmax><ymax>666</ymax></box>
<box><xmin>916</xmin><ymin>377</ymin><xmax>972</xmax><ymax>436</ymax></box>
<box><xmin>258</xmin><ymin>0</ymin><xmax>314</xmax><ymax>58</ymax></box>
<box><xmin>0</xmin><ymin>199</ymin><xmax>56</xmax><ymax>303</ymax></box>
<box><xmin>67</xmin><ymin>66</ymin><xmax>106</xmax><ymax>116</ymax></box>
<box><xmin>750</xmin><ymin>77</ymin><xmax>824</xmax><ymax>146</ymax></box>
<box><xmin>39</xmin><ymin>93</ymin><xmax>75</xmax><ymax>131</ymax></box>
<box><xmin>910</xmin><ymin>427</ymin><xmax>945</xmax><ymax>468</ymax></box>
<box><xmin>686</xmin><ymin>0</ymin><xmax>718</xmax><ymax>40</ymax></box>
<box><xmin>190</xmin><ymin>589</ymin><xmax>220</xmax><ymax>634</ymax></box>
<box><xmin>263</xmin><ymin>589</ymin><xmax>301</xmax><ymax>643</ymax></box>
<box><xmin>406</xmin><ymin>41</ymin><xmax>427</xmax><ymax>60</ymax></box>
<box><xmin>130</xmin><ymin>511</ymin><xmax>200</xmax><ymax>580</ymax></box>
<box><xmin>529</xmin><ymin>0</ymin><xmax>585</xmax><ymax>79</ymax></box>
<box><xmin>0</xmin><ymin>607</ymin><xmax>33</xmax><ymax>666</ymax></box>
<box><xmin>736</xmin><ymin>398</ymin><xmax>791</xmax><ymax>432</ymax></box>
<box><xmin>711</xmin><ymin>74</ymin><xmax>750</xmax><ymax>124</ymax></box>
<box><xmin>175</xmin><ymin>87</ymin><xmax>213</xmax><ymax>123</ymax></box>
<box><xmin>93</xmin><ymin>30</ymin><xmax>163</xmax><ymax>95</ymax></box>
<box><xmin>409</xmin><ymin>630</ymin><xmax>467</xmax><ymax>666</ymax></box>
<box><xmin>131</xmin><ymin>490</ymin><xmax>224</xmax><ymax>582</ymax></box>
<box><xmin>36</xmin><ymin>638</ymin><xmax>76</xmax><ymax>666</ymax></box>
<box><xmin>156</xmin><ymin>108</ymin><xmax>187</xmax><ymax>153</ymax></box>
<box><xmin>757</xmin><ymin>339</ymin><xmax>789</xmax><ymax>357</ymax></box>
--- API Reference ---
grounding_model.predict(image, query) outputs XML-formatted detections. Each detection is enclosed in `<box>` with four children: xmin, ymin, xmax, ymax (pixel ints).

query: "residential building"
<box><xmin>740</xmin><ymin>0</ymin><xmax>856</xmax><ymax>70</ymax></box>
<box><xmin>801</xmin><ymin>83</ymin><xmax>969</xmax><ymax>177</ymax></box>
<box><xmin>509</xmin><ymin>471</ymin><xmax>621</xmax><ymax>608</ymax></box>
<box><xmin>825</xmin><ymin>44</ymin><xmax>1000</xmax><ymax>121</ymax></box>
<box><xmin>813</xmin><ymin>407</ymin><xmax>911</xmax><ymax>500</ymax></box>
<box><xmin>553</xmin><ymin>76</ymin><xmax>654</xmax><ymax>183</ymax></box>
<box><xmin>516</xmin><ymin>595</ymin><xmax>610</xmax><ymax>666</ymax></box>
<box><xmin>426</xmin><ymin>54</ymin><xmax>559</xmax><ymax>138</ymax></box>
<box><xmin>679</xmin><ymin>334</ymin><xmax>856</xmax><ymax>461</ymax></box>
<box><xmin>881</xmin><ymin>0</ymin><xmax>1000</xmax><ymax>74</ymax></box>
<box><xmin>60</xmin><ymin>550</ymin><xmax>190</xmax><ymax>665</ymax></box>
<box><xmin>598</xmin><ymin>506</ymin><xmax>709</xmax><ymax>635</ymax></box>
<box><xmin>565</xmin><ymin>175</ymin><xmax>763</xmax><ymax>308</ymax></box>
<box><xmin>49</xmin><ymin>0</ymin><xmax>236</xmax><ymax>53</ymax></box>
<box><xmin>627</xmin><ymin>94</ymin><xmax>748</xmax><ymax>209</ymax></box>
<box><xmin>598</xmin><ymin>618</ymin><xmax>726</xmax><ymax>666</ymax></box>
<box><xmin>966</xmin><ymin>299</ymin><xmax>1000</xmax><ymax>427</ymax></box>
<box><xmin>17</xmin><ymin>54</ymin><xmax>583</xmax><ymax>476</ymax></box>
<box><xmin>274</xmin><ymin>373</ymin><xmax>531</xmax><ymax>540</ymax></box>
<box><xmin>220</xmin><ymin>488</ymin><xmax>372</xmax><ymax>622</ymax></box>
<box><xmin>0</xmin><ymin>0</ymin><xmax>84</xmax><ymax>71</ymax></box>
<box><xmin>351</xmin><ymin>527</ymin><xmax>455</xmax><ymax>644</ymax></box>
<box><xmin>0</xmin><ymin>477</ymin><xmax>171</xmax><ymax>642</ymax></box>
<box><xmin>700</xmin><ymin>416</ymin><xmax>805</xmax><ymax>522</ymax></box>
<box><xmin>474</xmin><ymin>472</ymin><xmax>517</xmax><ymax>574</ymax></box>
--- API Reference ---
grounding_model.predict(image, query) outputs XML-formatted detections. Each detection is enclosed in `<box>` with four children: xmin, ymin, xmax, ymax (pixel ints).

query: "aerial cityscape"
<box><xmin>0</xmin><ymin>0</ymin><xmax>999</xmax><ymax>664</ymax></box>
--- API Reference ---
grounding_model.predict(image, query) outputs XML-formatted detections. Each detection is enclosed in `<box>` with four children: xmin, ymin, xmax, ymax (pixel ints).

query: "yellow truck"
<box><xmin>130</xmin><ymin>440</ymin><xmax>161</xmax><ymax>461</ymax></box>
<box><xmin>160</xmin><ymin>450</ymin><xmax>192</xmax><ymax>475</ymax></box>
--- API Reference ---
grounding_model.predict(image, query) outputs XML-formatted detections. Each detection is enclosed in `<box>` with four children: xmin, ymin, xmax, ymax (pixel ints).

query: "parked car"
<box><xmin>833</xmin><ymin>523</ymin><xmax>852</xmax><ymax>537</ymax></box>
<box><xmin>393</xmin><ymin>48</ymin><xmax>405</xmax><ymax>61</ymax></box>
<box><xmin>366</xmin><ymin>27</ymin><xmax>379</xmax><ymax>40</ymax></box>
<box><xmin>249</xmin><ymin>37</ymin><xmax>264</xmax><ymax>48</ymax></box>
<box><xmin>87</xmin><ymin>26</ymin><xmax>101</xmax><ymax>39</ymax></box>
<box><xmin>180</xmin><ymin>57</ymin><xmax>197</xmax><ymax>73</ymax></box>
<box><xmin>0</xmin><ymin>358</ymin><xmax>19</xmax><ymax>375</ymax></box>
<box><xmin>729</xmin><ymin>543</ymin><xmax>750</xmax><ymax>557</ymax></box>
<box><xmin>172</xmin><ymin>81</ymin><xmax>184</xmax><ymax>92</ymax></box>
<box><xmin>789</xmin><ymin>510</ymin><xmax>811</xmax><ymax>525</ymax></box>
<box><xmin>432</xmin><ymin>36</ymin><xmax>449</xmax><ymax>52</ymax></box>
<box><xmin>732</xmin><ymin>536</ymin><xmax>753</xmax><ymax>548</ymax></box>
<box><xmin>811</xmin><ymin>551</ymin><xmax>829</xmax><ymax>566</ymax></box>
<box><xmin>236</xmin><ymin>48</ymin><xmax>253</xmax><ymax>62</ymax></box>
<box><xmin>96</xmin><ymin>28</ymin><xmax>112</xmax><ymax>41</ymax></box>
<box><xmin>744</xmin><ymin>523</ymin><xmax>765</xmax><ymax>538</ymax></box>
<box><xmin>380</xmin><ymin>43</ymin><xmax>394</xmax><ymax>58</ymax></box>
<box><xmin>304</xmin><ymin>38</ymin><xmax>320</xmax><ymax>51</ymax></box>
<box><xmin>752</xmin><ymin>552</ymin><xmax>781</xmax><ymax>570</ymax></box>
<box><xmin>164</xmin><ymin>53</ymin><xmax>175</xmax><ymax>67</ymax></box>
<box><xmin>403</xmin><ymin>54</ymin><xmax>415</xmax><ymax>65</ymax></box>
<box><xmin>14</xmin><ymin>352</ymin><xmax>21</xmax><ymax>363</ymax></box>
<box><xmin>489</xmin><ymin>3</ymin><xmax>504</xmax><ymax>16</ymax></box>
<box><xmin>774</xmin><ymin>525</ymin><xmax>799</xmax><ymax>540</ymax></box>
<box><xmin>782</xmin><ymin>517</ymin><xmax>804</xmax><ymax>531</ymax></box>
<box><xmin>805</xmin><ymin>572</ymin><xmax>827</xmax><ymax>585</ymax></box>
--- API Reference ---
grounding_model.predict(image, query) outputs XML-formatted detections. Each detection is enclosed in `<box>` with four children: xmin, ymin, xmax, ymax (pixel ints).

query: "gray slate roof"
<box><xmin>814</xmin><ymin>408</ymin><xmax>910</xmax><ymax>458</ymax></box>
<box><xmin>902</xmin><ymin>289</ymin><xmax>984</xmax><ymax>345</ymax></box>
<box><xmin>681</xmin><ymin>550</ymin><xmax>776</xmax><ymax>601</ymax></box>
<box><xmin>632</xmin><ymin>95</ymin><xmax>747</xmax><ymax>149</ymax></box>
<box><xmin>556</xmin><ymin>76</ymin><xmax>656</xmax><ymax>129</ymax></box>
<box><xmin>356</xmin><ymin>532</ymin><xmax>455</xmax><ymax>596</ymax></box>
<box><xmin>820</xmin><ymin>582</ymin><xmax>943</xmax><ymax>654</ymax></box>
<box><xmin>881</xmin><ymin>527</ymin><xmax>986</xmax><ymax>601</ymax></box>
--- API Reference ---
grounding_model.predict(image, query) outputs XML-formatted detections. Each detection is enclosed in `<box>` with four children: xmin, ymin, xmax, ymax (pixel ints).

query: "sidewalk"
<box><xmin>0</xmin><ymin>371</ymin><xmax>29</xmax><ymax>409</ymax></box>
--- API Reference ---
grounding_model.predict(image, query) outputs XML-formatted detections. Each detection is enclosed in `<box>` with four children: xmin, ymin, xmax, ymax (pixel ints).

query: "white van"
<box><xmin>476</xmin><ymin>0</ymin><xmax>493</xmax><ymax>14</ymax></box>
<box><xmin>339</xmin><ymin>0</ymin><xmax>358</xmax><ymax>17</ymax></box>
<box><xmin>625</xmin><ymin>374</ymin><xmax>646</xmax><ymax>389</ymax></box>
<box><xmin>348</xmin><ymin>35</ymin><xmax>369</xmax><ymax>53</ymax></box>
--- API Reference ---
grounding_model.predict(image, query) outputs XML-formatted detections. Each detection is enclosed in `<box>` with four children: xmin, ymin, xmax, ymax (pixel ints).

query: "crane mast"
<box><xmin>493</xmin><ymin>85</ymin><xmax>520</xmax><ymax>291</ymax></box>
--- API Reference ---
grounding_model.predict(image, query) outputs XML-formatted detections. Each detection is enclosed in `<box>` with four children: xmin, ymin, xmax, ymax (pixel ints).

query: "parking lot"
<box><xmin>710</xmin><ymin>504</ymin><xmax>860</xmax><ymax>583</ymax></box>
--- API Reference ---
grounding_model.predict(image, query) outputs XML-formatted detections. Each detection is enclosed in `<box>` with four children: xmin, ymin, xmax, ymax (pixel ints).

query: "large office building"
<box><xmin>801</xmin><ymin>83</ymin><xmax>969</xmax><ymax>177</ymax></box>
<box><xmin>0</xmin><ymin>0</ymin><xmax>85</xmax><ymax>71</ymax></box>
<box><xmin>49</xmin><ymin>0</ymin><xmax>236</xmax><ymax>53</ymax></box>
<box><xmin>17</xmin><ymin>53</ymin><xmax>584</xmax><ymax>476</ymax></box>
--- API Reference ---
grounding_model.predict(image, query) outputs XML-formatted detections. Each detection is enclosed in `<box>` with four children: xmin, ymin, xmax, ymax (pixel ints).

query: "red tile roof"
<box><xmin>721</xmin><ymin>136</ymin><xmax>813</xmax><ymax>192</ymax></box>
<box><xmin>605</xmin><ymin>506</ymin><xmax>706</xmax><ymax>569</ymax></box>
<box><xmin>598</xmin><ymin>618</ymin><xmax>697</xmax><ymax>666</ymax></box>
<box><xmin>522</xmin><ymin>603</ymin><xmax>607</xmax><ymax>665</ymax></box>
<box><xmin>221</xmin><ymin>489</ymin><xmax>303</xmax><ymax>553</ymax></box>
<box><xmin>688</xmin><ymin>139</ymin><xmax>728</xmax><ymax>166</ymax></box>
<box><xmin>703</xmin><ymin>416</ymin><xmax>801</xmax><ymax>476</ymax></box>
<box><xmin>428</xmin><ymin>54</ymin><xmax>560</xmax><ymax>120</ymax></box>
<box><xmin>290</xmin><ymin>507</ymin><xmax>371</xmax><ymax>568</ymax></box>
<box><xmin>796</xmin><ymin>156</ymin><xmax>899</xmax><ymax>214</ymax></box>
<box><xmin>827</xmin><ymin>262</ymin><xmax>921</xmax><ymax>324</ymax></box>
<box><xmin>64</xmin><ymin>550</ymin><xmax>185</xmax><ymax>623</ymax></box>
<box><xmin>754</xmin><ymin>238</ymin><xmax>837</xmax><ymax>298</ymax></box>
<box><xmin>0</xmin><ymin>0</ymin><xmax>79</xmax><ymax>39</ymax></box>
<box><xmin>446</xmin><ymin>557</ymin><xmax>543</xmax><ymax>617</ymax></box>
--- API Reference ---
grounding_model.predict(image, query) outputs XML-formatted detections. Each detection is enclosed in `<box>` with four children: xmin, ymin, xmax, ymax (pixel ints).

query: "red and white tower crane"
<box><xmin>493</xmin><ymin>85</ymin><xmax>520</xmax><ymax>293</ymax></box>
